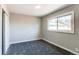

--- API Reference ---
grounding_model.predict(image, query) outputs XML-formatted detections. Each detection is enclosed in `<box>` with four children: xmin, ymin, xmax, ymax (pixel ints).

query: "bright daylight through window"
<box><xmin>48</xmin><ymin>11</ymin><xmax>74</xmax><ymax>33</ymax></box>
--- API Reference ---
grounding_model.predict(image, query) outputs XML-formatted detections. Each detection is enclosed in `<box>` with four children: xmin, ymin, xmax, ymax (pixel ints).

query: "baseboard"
<box><xmin>42</xmin><ymin>38</ymin><xmax>79</xmax><ymax>55</ymax></box>
<box><xmin>10</xmin><ymin>39</ymin><xmax>40</xmax><ymax>45</ymax></box>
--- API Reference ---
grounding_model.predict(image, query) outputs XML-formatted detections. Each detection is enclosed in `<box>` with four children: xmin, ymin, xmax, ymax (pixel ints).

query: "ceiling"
<box><xmin>7</xmin><ymin>4</ymin><xmax>69</xmax><ymax>17</ymax></box>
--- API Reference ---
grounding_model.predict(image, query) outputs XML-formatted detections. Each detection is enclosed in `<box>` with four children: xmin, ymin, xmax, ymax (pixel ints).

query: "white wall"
<box><xmin>10</xmin><ymin>13</ymin><xmax>41</xmax><ymax>44</ymax></box>
<box><xmin>0</xmin><ymin>7</ymin><xmax>2</xmax><ymax>55</ymax></box>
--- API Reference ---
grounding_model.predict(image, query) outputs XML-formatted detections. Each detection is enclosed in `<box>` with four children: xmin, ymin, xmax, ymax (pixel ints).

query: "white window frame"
<box><xmin>47</xmin><ymin>11</ymin><xmax>74</xmax><ymax>33</ymax></box>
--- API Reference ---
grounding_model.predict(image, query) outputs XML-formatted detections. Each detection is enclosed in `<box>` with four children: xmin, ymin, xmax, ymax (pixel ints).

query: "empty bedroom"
<box><xmin>0</xmin><ymin>4</ymin><xmax>79</xmax><ymax>55</ymax></box>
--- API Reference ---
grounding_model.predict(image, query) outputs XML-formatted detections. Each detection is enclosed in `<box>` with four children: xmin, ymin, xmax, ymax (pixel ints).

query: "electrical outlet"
<box><xmin>75</xmin><ymin>48</ymin><xmax>79</xmax><ymax>51</ymax></box>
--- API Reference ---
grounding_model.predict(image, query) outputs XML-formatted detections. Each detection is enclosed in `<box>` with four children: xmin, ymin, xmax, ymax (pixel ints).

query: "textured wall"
<box><xmin>42</xmin><ymin>5</ymin><xmax>79</xmax><ymax>54</ymax></box>
<box><xmin>10</xmin><ymin>13</ymin><xmax>41</xmax><ymax>44</ymax></box>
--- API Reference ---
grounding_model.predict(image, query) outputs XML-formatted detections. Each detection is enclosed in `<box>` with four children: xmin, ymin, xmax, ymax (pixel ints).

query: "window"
<box><xmin>48</xmin><ymin>18</ymin><xmax>57</xmax><ymax>31</ymax></box>
<box><xmin>48</xmin><ymin>11</ymin><xmax>74</xmax><ymax>33</ymax></box>
<box><xmin>58</xmin><ymin>15</ymin><xmax>72</xmax><ymax>30</ymax></box>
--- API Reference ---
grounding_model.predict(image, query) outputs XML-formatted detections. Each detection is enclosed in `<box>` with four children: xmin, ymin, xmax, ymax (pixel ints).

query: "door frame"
<box><xmin>2</xmin><ymin>9</ymin><xmax>5</xmax><ymax>55</ymax></box>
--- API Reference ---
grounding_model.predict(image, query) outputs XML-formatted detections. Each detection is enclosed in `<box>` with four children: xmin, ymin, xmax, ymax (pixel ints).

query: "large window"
<box><xmin>48</xmin><ymin>11</ymin><xmax>74</xmax><ymax>33</ymax></box>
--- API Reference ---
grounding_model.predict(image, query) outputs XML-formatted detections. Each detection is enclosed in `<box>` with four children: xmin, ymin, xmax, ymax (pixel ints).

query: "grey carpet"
<box><xmin>6</xmin><ymin>40</ymin><xmax>73</xmax><ymax>55</ymax></box>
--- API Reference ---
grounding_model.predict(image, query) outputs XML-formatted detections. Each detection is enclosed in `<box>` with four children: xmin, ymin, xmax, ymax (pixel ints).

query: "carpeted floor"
<box><xmin>6</xmin><ymin>40</ymin><xmax>73</xmax><ymax>55</ymax></box>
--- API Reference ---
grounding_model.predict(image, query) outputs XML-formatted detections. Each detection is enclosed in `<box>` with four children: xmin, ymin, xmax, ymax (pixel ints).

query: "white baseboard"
<box><xmin>10</xmin><ymin>39</ymin><xmax>40</xmax><ymax>45</ymax></box>
<box><xmin>42</xmin><ymin>38</ymin><xmax>79</xmax><ymax>55</ymax></box>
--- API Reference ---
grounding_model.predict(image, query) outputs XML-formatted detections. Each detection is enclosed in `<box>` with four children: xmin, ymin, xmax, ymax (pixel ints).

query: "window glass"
<box><xmin>48</xmin><ymin>18</ymin><xmax>57</xmax><ymax>30</ymax></box>
<box><xmin>58</xmin><ymin>15</ymin><xmax>72</xmax><ymax>30</ymax></box>
<box><xmin>47</xmin><ymin>11</ymin><xmax>74</xmax><ymax>33</ymax></box>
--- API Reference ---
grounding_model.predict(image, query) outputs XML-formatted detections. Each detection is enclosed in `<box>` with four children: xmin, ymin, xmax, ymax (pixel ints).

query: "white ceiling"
<box><xmin>7</xmin><ymin>4</ymin><xmax>69</xmax><ymax>17</ymax></box>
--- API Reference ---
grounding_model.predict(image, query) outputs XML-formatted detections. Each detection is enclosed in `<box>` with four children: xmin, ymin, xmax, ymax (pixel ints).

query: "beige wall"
<box><xmin>42</xmin><ymin>5</ymin><xmax>79</xmax><ymax>54</ymax></box>
<box><xmin>10</xmin><ymin>13</ymin><xmax>41</xmax><ymax>44</ymax></box>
